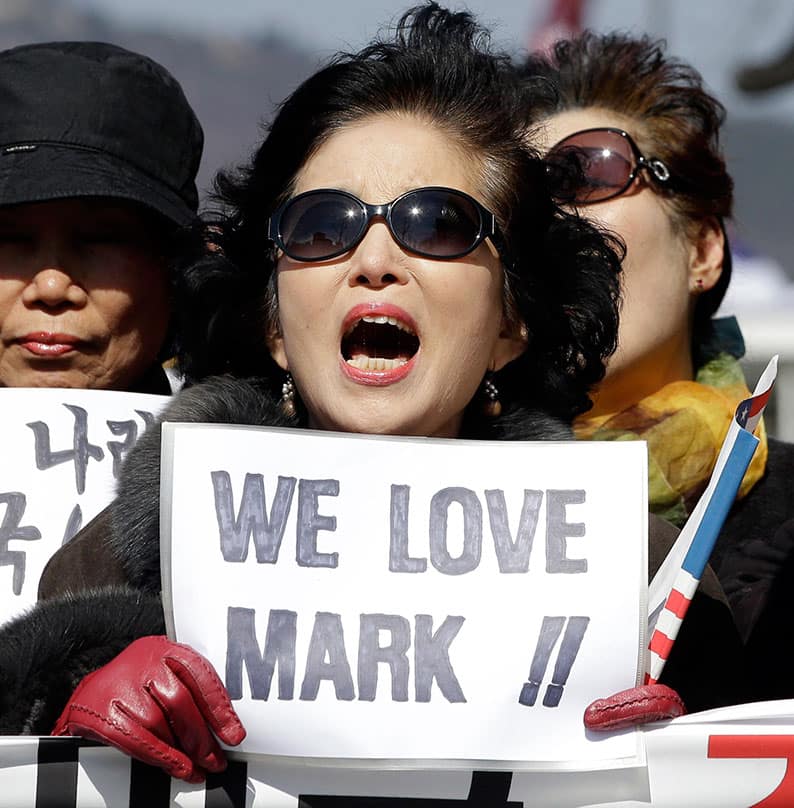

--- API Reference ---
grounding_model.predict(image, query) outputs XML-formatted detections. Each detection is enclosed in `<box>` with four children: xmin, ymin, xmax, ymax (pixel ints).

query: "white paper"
<box><xmin>162</xmin><ymin>424</ymin><xmax>647</xmax><ymax>766</ymax></box>
<box><xmin>0</xmin><ymin>387</ymin><xmax>169</xmax><ymax>624</ymax></box>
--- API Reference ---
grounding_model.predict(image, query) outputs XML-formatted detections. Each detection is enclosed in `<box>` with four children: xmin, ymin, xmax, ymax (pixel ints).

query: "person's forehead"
<box><xmin>531</xmin><ymin>107</ymin><xmax>645</xmax><ymax>152</ymax></box>
<box><xmin>294</xmin><ymin>113</ymin><xmax>484</xmax><ymax>200</ymax></box>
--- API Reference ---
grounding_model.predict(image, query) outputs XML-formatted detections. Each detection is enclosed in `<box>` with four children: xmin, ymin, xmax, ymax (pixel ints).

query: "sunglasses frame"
<box><xmin>547</xmin><ymin>126</ymin><xmax>672</xmax><ymax>204</ymax></box>
<box><xmin>267</xmin><ymin>185</ymin><xmax>507</xmax><ymax>263</ymax></box>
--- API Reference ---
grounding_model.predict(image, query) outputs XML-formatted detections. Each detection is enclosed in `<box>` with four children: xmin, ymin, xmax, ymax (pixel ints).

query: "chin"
<box><xmin>315</xmin><ymin>407</ymin><xmax>455</xmax><ymax>439</ymax></box>
<box><xmin>326</xmin><ymin>418</ymin><xmax>416</xmax><ymax>437</ymax></box>
<box><xmin>12</xmin><ymin>372</ymin><xmax>83</xmax><ymax>389</ymax></box>
<box><xmin>12</xmin><ymin>364</ymin><xmax>114</xmax><ymax>390</ymax></box>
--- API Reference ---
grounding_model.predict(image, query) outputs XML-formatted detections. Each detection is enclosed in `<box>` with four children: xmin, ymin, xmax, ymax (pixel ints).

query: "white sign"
<box><xmin>0</xmin><ymin>388</ymin><xmax>169</xmax><ymax>625</ymax></box>
<box><xmin>162</xmin><ymin>425</ymin><xmax>648</xmax><ymax>766</ymax></box>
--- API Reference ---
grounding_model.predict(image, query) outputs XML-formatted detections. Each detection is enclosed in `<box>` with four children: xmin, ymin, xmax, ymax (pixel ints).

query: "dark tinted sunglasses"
<box><xmin>545</xmin><ymin>127</ymin><xmax>672</xmax><ymax>204</ymax></box>
<box><xmin>267</xmin><ymin>186</ymin><xmax>506</xmax><ymax>262</ymax></box>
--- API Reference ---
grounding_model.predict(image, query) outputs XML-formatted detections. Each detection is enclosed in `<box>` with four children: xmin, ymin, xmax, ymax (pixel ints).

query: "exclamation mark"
<box><xmin>518</xmin><ymin>616</ymin><xmax>565</xmax><ymax>706</ymax></box>
<box><xmin>543</xmin><ymin>616</ymin><xmax>590</xmax><ymax>707</ymax></box>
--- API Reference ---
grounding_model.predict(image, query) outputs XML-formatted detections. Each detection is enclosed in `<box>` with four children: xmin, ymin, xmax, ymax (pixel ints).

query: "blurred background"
<box><xmin>2</xmin><ymin>0</ymin><xmax>793</xmax><ymax>432</ymax></box>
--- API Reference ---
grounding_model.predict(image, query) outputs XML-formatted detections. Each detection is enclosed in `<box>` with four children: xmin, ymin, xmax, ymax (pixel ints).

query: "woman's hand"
<box><xmin>52</xmin><ymin>635</ymin><xmax>245</xmax><ymax>782</ymax></box>
<box><xmin>584</xmin><ymin>683</ymin><xmax>686</xmax><ymax>731</ymax></box>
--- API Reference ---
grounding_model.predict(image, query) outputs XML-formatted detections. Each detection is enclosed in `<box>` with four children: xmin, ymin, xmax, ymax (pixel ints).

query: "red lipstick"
<box><xmin>18</xmin><ymin>332</ymin><xmax>81</xmax><ymax>357</ymax></box>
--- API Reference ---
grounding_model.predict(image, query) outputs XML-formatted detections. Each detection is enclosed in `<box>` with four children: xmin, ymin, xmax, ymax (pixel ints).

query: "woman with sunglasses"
<box><xmin>0</xmin><ymin>7</ymin><xmax>744</xmax><ymax>781</ymax></box>
<box><xmin>522</xmin><ymin>32</ymin><xmax>794</xmax><ymax>703</ymax></box>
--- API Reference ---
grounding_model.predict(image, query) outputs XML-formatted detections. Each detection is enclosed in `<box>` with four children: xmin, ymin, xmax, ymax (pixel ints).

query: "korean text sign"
<box><xmin>0</xmin><ymin>388</ymin><xmax>168</xmax><ymax>625</ymax></box>
<box><xmin>162</xmin><ymin>425</ymin><xmax>647</xmax><ymax>766</ymax></box>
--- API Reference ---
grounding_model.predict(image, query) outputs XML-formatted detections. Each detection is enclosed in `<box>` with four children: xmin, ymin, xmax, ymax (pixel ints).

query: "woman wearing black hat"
<box><xmin>0</xmin><ymin>41</ymin><xmax>203</xmax><ymax>392</ymax></box>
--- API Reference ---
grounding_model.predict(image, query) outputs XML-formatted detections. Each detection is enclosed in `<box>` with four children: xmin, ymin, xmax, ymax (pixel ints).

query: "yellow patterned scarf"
<box><xmin>574</xmin><ymin>352</ymin><xmax>768</xmax><ymax>527</ymax></box>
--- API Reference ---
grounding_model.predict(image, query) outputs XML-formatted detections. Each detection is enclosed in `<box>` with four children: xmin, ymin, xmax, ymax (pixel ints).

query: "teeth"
<box><xmin>359</xmin><ymin>315</ymin><xmax>415</xmax><ymax>334</ymax></box>
<box><xmin>346</xmin><ymin>356</ymin><xmax>409</xmax><ymax>371</ymax></box>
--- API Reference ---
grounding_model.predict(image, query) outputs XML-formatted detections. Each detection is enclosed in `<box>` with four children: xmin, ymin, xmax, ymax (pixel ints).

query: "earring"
<box><xmin>482</xmin><ymin>373</ymin><xmax>502</xmax><ymax>418</ymax></box>
<box><xmin>695</xmin><ymin>278</ymin><xmax>704</xmax><ymax>291</ymax></box>
<box><xmin>281</xmin><ymin>372</ymin><xmax>296</xmax><ymax>417</ymax></box>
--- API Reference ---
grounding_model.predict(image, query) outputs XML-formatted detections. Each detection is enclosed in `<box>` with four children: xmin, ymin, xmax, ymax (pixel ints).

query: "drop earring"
<box><xmin>482</xmin><ymin>372</ymin><xmax>501</xmax><ymax>418</ymax></box>
<box><xmin>281</xmin><ymin>372</ymin><xmax>296</xmax><ymax>417</ymax></box>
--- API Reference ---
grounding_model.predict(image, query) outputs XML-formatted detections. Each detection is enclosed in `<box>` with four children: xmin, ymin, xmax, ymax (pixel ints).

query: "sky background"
<box><xmin>68</xmin><ymin>0</ymin><xmax>546</xmax><ymax>49</ymax></box>
<box><xmin>66</xmin><ymin>0</ymin><xmax>794</xmax><ymax>120</ymax></box>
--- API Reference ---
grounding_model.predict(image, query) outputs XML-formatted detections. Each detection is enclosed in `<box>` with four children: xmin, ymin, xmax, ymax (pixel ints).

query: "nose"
<box><xmin>20</xmin><ymin>253</ymin><xmax>88</xmax><ymax>310</ymax></box>
<box><xmin>346</xmin><ymin>220</ymin><xmax>411</xmax><ymax>289</ymax></box>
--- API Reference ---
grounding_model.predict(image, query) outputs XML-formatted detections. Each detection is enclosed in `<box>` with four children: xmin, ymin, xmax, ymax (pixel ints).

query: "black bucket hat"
<box><xmin>0</xmin><ymin>41</ymin><xmax>203</xmax><ymax>226</ymax></box>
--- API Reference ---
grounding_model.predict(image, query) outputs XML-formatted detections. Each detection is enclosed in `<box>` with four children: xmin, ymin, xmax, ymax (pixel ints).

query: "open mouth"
<box><xmin>341</xmin><ymin>315</ymin><xmax>420</xmax><ymax>371</ymax></box>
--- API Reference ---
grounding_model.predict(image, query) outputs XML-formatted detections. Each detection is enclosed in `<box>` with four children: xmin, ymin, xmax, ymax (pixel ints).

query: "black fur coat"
<box><xmin>0</xmin><ymin>375</ymin><xmax>745</xmax><ymax>734</ymax></box>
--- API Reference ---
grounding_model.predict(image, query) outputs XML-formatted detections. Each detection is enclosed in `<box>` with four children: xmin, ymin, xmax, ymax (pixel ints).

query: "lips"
<box><xmin>340</xmin><ymin>304</ymin><xmax>420</xmax><ymax>385</ymax></box>
<box><xmin>17</xmin><ymin>332</ymin><xmax>82</xmax><ymax>357</ymax></box>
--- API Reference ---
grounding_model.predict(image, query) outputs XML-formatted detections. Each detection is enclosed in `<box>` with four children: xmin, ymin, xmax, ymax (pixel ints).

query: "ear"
<box><xmin>267</xmin><ymin>325</ymin><xmax>289</xmax><ymax>371</ymax></box>
<box><xmin>688</xmin><ymin>217</ymin><xmax>724</xmax><ymax>293</ymax></box>
<box><xmin>490</xmin><ymin>317</ymin><xmax>528</xmax><ymax>372</ymax></box>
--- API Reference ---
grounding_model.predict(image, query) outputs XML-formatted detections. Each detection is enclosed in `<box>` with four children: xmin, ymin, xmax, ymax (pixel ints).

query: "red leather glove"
<box><xmin>52</xmin><ymin>635</ymin><xmax>245</xmax><ymax>783</ymax></box>
<box><xmin>584</xmin><ymin>684</ymin><xmax>686</xmax><ymax>731</ymax></box>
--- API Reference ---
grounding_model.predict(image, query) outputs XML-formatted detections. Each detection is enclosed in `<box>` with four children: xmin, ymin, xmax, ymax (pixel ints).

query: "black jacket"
<box><xmin>707</xmin><ymin>437</ymin><xmax>794</xmax><ymax>701</ymax></box>
<box><xmin>710</xmin><ymin>437</ymin><xmax>794</xmax><ymax>642</ymax></box>
<box><xmin>0</xmin><ymin>375</ymin><xmax>746</xmax><ymax>733</ymax></box>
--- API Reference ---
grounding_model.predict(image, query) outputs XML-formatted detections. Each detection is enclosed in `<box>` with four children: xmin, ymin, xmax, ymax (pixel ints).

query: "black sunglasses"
<box><xmin>545</xmin><ymin>127</ymin><xmax>672</xmax><ymax>204</ymax></box>
<box><xmin>267</xmin><ymin>186</ymin><xmax>506</xmax><ymax>263</ymax></box>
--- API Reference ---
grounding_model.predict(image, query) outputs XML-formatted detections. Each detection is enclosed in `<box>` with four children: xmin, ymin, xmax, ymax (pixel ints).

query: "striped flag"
<box><xmin>645</xmin><ymin>356</ymin><xmax>779</xmax><ymax>684</ymax></box>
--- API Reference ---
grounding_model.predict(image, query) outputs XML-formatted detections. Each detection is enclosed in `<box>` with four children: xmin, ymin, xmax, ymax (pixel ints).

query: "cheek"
<box><xmin>0</xmin><ymin>279</ymin><xmax>21</xmax><ymax>317</ymax></box>
<box><xmin>622</xmin><ymin>230</ymin><xmax>690</xmax><ymax>306</ymax></box>
<box><xmin>275</xmin><ymin>273</ymin><xmax>334</xmax><ymax>355</ymax></box>
<box><xmin>613</xmin><ymin>246</ymin><xmax>692</xmax><ymax>373</ymax></box>
<box><xmin>93</xmin><ymin>259</ymin><xmax>171</xmax><ymax>353</ymax></box>
<box><xmin>587</xmin><ymin>200</ymin><xmax>689</xmax><ymax>305</ymax></box>
<box><xmin>457</xmin><ymin>262</ymin><xmax>504</xmax><ymax>322</ymax></box>
<box><xmin>434</xmin><ymin>270</ymin><xmax>505</xmax><ymax>354</ymax></box>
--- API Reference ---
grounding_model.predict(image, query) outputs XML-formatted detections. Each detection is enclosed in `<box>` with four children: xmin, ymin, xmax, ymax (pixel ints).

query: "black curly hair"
<box><xmin>172</xmin><ymin>3</ymin><xmax>623</xmax><ymax>424</ymax></box>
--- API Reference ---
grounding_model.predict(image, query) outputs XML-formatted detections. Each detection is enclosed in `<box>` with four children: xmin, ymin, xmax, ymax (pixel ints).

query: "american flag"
<box><xmin>646</xmin><ymin>356</ymin><xmax>778</xmax><ymax>684</ymax></box>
